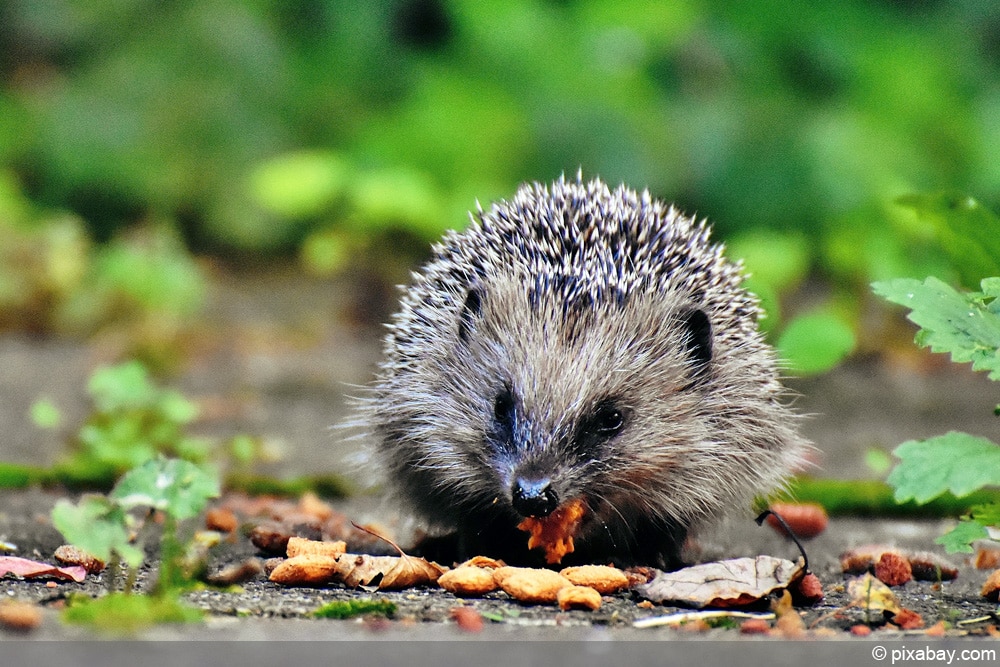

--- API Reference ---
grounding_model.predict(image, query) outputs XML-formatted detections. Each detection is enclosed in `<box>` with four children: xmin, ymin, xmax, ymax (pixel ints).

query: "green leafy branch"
<box><xmin>873</xmin><ymin>276</ymin><xmax>1000</xmax><ymax>552</ymax></box>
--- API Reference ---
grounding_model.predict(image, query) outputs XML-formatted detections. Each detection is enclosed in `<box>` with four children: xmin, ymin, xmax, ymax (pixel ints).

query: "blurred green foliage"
<box><xmin>1</xmin><ymin>0</ymin><xmax>998</xmax><ymax>369</ymax></box>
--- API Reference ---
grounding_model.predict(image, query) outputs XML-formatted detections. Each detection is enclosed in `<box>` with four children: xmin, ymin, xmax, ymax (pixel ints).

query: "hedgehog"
<box><xmin>357</xmin><ymin>174</ymin><xmax>808</xmax><ymax>569</ymax></box>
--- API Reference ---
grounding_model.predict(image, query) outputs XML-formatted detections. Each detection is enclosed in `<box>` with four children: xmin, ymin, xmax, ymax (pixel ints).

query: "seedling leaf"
<box><xmin>887</xmin><ymin>432</ymin><xmax>1000</xmax><ymax>504</ymax></box>
<box><xmin>935</xmin><ymin>520</ymin><xmax>989</xmax><ymax>554</ymax></box>
<box><xmin>50</xmin><ymin>495</ymin><xmax>143</xmax><ymax>568</ymax></box>
<box><xmin>872</xmin><ymin>277</ymin><xmax>1000</xmax><ymax>379</ymax></box>
<box><xmin>110</xmin><ymin>458</ymin><xmax>219</xmax><ymax>521</ymax></box>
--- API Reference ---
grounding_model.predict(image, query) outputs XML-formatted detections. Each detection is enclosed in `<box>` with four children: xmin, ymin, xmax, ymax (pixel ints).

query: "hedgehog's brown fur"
<box><xmin>357</xmin><ymin>175</ymin><xmax>808</xmax><ymax>568</ymax></box>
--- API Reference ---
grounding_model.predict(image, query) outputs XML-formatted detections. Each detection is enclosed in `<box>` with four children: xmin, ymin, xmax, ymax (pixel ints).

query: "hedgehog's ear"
<box><xmin>458</xmin><ymin>287</ymin><xmax>483</xmax><ymax>343</ymax></box>
<box><xmin>679</xmin><ymin>307</ymin><xmax>712</xmax><ymax>381</ymax></box>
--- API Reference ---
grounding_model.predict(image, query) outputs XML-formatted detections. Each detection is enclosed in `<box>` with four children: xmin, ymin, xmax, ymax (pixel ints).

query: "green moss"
<box><xmin>62</xmin><ymin>593</ymin><xmax>203</xmax><ymax>634</ymax></box>
<box><xmin>313</xmin><ymin>598</ymin><xmax>397</xmax><ymax>620</ymax></box>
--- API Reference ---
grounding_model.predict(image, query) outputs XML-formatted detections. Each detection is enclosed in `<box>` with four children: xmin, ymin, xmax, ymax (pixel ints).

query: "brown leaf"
<box><xmin>635</xmin><ymin>556</ymin><xmax>805</xmax><ymax>608</ymax></box>
<box><xmin>333</xmin><ymin>553</ymin><xmax>445</xmax><ymax>590</ymax></box>
<box><xmin>0</xmin><ymin>556</ymin><xmax>86</xmax><ymax>583</ymax></box>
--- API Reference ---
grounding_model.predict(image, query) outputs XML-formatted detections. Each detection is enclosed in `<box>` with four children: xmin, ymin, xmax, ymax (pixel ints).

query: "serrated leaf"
<box><xmin>50</xmin><ymin>496</ymin><xmax>144</xmax><ymax>567</ymax></box>
<box><xmin>872</xmin><ymin>277</ymin><xmax>1000</xmax><ymax>379</ymax></box>
<box><xmin>935</xmin><ymin>520</ymin><xmax>989</xmax><ymax>554</ymax></box>
<box><xmin>887</xmin><ymin>432</ymin><xmax>1000</xmax><ymax>504</ymax></box>
<box><xmin>110</xmin><ymin>458</ymin><xmax>220</xmax><ymax>521</ymax></box>
<box><xmin>896</xmin><ymin>193</ymin><xmax>1000</xmax><ymax>288</ymax></box>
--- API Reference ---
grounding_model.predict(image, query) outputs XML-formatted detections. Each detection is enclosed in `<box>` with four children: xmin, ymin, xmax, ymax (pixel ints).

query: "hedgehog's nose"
<box><xmin>511</xmin><ymin>477</ymin><xmax>559</xmax><ymax>517</ymax></box>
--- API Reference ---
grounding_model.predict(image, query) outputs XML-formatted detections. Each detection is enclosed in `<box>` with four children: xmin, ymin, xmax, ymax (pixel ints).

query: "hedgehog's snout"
<box><xmin>511</xmin><ymin>476</ymin><xmax>559</xmax><ymax>518</ymax></box>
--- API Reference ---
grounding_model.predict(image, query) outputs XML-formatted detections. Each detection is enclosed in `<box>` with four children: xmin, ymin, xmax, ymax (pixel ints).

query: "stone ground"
<box><xmin>1</xmin><ymin>268</ymin><xmax>998</xmax><ymax>640</ymax></box>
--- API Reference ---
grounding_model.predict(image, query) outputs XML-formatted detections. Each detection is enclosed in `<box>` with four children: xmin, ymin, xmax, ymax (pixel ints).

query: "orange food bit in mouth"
<box><xmin>516</xmin><ymin>497</ymin><xmax>587</xmax><ymax>564</ymax></box>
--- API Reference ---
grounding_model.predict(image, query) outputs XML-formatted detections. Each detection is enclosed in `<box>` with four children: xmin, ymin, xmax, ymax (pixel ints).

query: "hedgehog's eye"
<box><xmin>493</xmin><ymin>388</ymin><xmax>515</xmax><ymax>424</ymax></box>
<box><xmin>590</xmin><ymin>401</ymin><xmax>625</xmax><ymax>438</ymax></box>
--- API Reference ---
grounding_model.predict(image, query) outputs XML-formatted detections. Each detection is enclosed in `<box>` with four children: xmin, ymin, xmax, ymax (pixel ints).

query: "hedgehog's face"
<box><xmin>433</xmin><ymin>274</ymin><xmax>730</xmax><ymax>530</ymax></box>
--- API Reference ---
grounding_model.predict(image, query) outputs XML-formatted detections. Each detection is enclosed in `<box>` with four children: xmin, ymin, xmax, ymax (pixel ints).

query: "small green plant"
<box><xmin>873</xmin><ymin>275</ymin><xmax>1000</xmax><ymax>552</ymax></box>
<box><xmin>29</xmin><ymin>360</ymin><xmax>267</xmax><ymax>486</ymax></box>
<box><xmin>52</xmin><ymin>457</ymin><xmax>220</xmax><ymax>592</ymax></box>
<box><xmin>51</xmin><ymin>457</ymin><xmax>220</xmax><ymax>630</ymax></box>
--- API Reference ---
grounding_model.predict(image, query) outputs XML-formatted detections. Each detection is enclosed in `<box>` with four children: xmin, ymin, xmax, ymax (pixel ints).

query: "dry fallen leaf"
<box><xmin>0</xmin><ymin>556</ymin><xmax>87</xmax><ymax>583</ymax></box>
<box><xmin>516</xmin><ymin>497</ymin><xmax>586</xmax><ymax>564</ymax></box>
<box><xmin>635</xmin><ymin>556</ymin><xmax>805</xmax><ymax>608</ymax></box>
<box><xmin>847</xmin><ymin>573</ymin><xmax>901</xmax><ymax>615</ymax></box>
<box><xmin>333</xmin><ymin>553</ymin><xmax>445</xmax><ymax>590</ymax></box>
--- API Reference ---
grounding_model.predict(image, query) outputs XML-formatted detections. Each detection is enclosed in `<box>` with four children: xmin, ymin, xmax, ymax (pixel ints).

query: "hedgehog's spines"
<box><xmin>361</xmin><ymin>174</ymin><xmax>809</xmax><ymax>567</ymax></box>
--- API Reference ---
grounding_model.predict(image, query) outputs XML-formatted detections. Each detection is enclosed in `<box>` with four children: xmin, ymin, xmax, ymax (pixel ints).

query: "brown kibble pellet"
<box><xmin>438</xmin><ymin>566</ymin><xmax>499</xmax><ymax>597</ymax></box>
<box><xmin>450</xmin><ymin>606</ymin><xmax>484</xmax><ymax>632</ymax></box>
<box><xmin>499</xmin><ymin>568</ymin><xmax>572</xmax><ymax>604</ymax></box>
<box><xmin>456</xmin><ymin>556</ymin><xmax>506</xmax><ymax>570</ymax></box>
<box><xmin>492</xmin><ymin>566</ymin><xmax>533</xmax><ymax>588</ymax></box>
<box><xmin>556</xmin><ymin>585</ymin><xmax>602</xmax><ymax>611</ymax></box>
<box><xmin>792</xmin><ymin>572</ymin><xmax>824</xmax><ymax>605</ymax></box>
<box><xmin>766</xmin><ymin>502</ymin><xmax>828</xmax><ymax>539</ymax></box>
<box><xmin>53</xmin><ymin>544</ymin><xmax>105</xmax><ymax>574</ymax></box>
<box><xmin>559</xmin><ymin>565</ymin><xmax>630</xmax><ymax>594</ymax></box>
<box><xmin>850</xmin><ymin>624</ymin><xmax>872</xmax><ymax>637</ymax></box>
<box><xmin>875</xmin><ymin>552</ymin><xmax>912</xmax><ymax>586</ymax></box>
<box><xmin>205</xmin><ymin>507</ymin><xmax>239</xmax><ymax>533</ymax></box>
<box><xmin>982</xmin><ymin>569</ymin><xmax>1000</xmax><ymax>602</ymax></box>
<box><xmin>740</xmin><ymin>618</ymin><xmax>772</xmax><ymax>635</ymax></box>
<box><xmin>891</xmin><ymin>608</ymin><xmax>923</xmax><ymax>630</ymax></box>
<box><xmin>975</xmin><ymin>548</ymin><xmax>1000</xmax><ymax>570</ymax></box>
<box><xmin>268</xmin><ymin>554</ymin><xmax>341</xmax><ymax>586</ymax></box>
<box><xmin>285</xmin><ymin>536</ymin><xmax>347</xmax><ymax>559</ymax></box>
<box><xmin>0</xmin><ymin>601</ymin><xmax>42</xmax><ymax>632</ymax></box>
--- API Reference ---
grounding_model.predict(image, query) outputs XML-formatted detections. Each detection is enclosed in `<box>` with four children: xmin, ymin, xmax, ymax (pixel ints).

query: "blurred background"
<box><xmin>1</xmin><ymin>0</ymin><xmax>999</xmax><ymax>478</ymax></box>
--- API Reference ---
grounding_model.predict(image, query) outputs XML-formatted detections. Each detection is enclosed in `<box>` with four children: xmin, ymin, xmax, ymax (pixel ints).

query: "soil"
<box><xmin>1</xmin><ymin>268</ymin><xmax>998</xmax><ymax>640</ymax></box>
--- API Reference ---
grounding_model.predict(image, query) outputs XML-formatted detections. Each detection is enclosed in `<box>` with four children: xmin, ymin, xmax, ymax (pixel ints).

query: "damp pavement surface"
<box><xmin>1</xmin><ymin>269</ymin><xmax>998</xmax><ymax>640</ymax></box>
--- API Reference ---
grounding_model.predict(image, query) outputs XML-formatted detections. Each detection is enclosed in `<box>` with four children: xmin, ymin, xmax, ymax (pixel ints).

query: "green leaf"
<box><xmin>50</xmin><ymin>496</ymin><xmax>144</xmax><ymax>567</ymax></box>
<box><xmin>896</xmin><ymin>193</ymin><xmax>1000</xmax><ymax>288</ymax></box>
<box><xmin>110</xmin><ymin>458</ymin><xmax>220</xmax><ymax>521</ymax></box>
<box><xmin>887</xmin><ymin>432</ymin><xmax>1000</xmax><ymax>504</ymax></box>
<box><xmin>872</xmin><ymin>277</ymin><xmax>1000</xmax><ymax>379</ymax></box>
<box><xmin>776</xmin><ymin>310</ymin><xmax>856</xmax><ymax>375</ymax></box>
<box><xmin>935</xmin><ymin>519</ymin><xmax>989</xmax><ymax>554</ymax></box>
